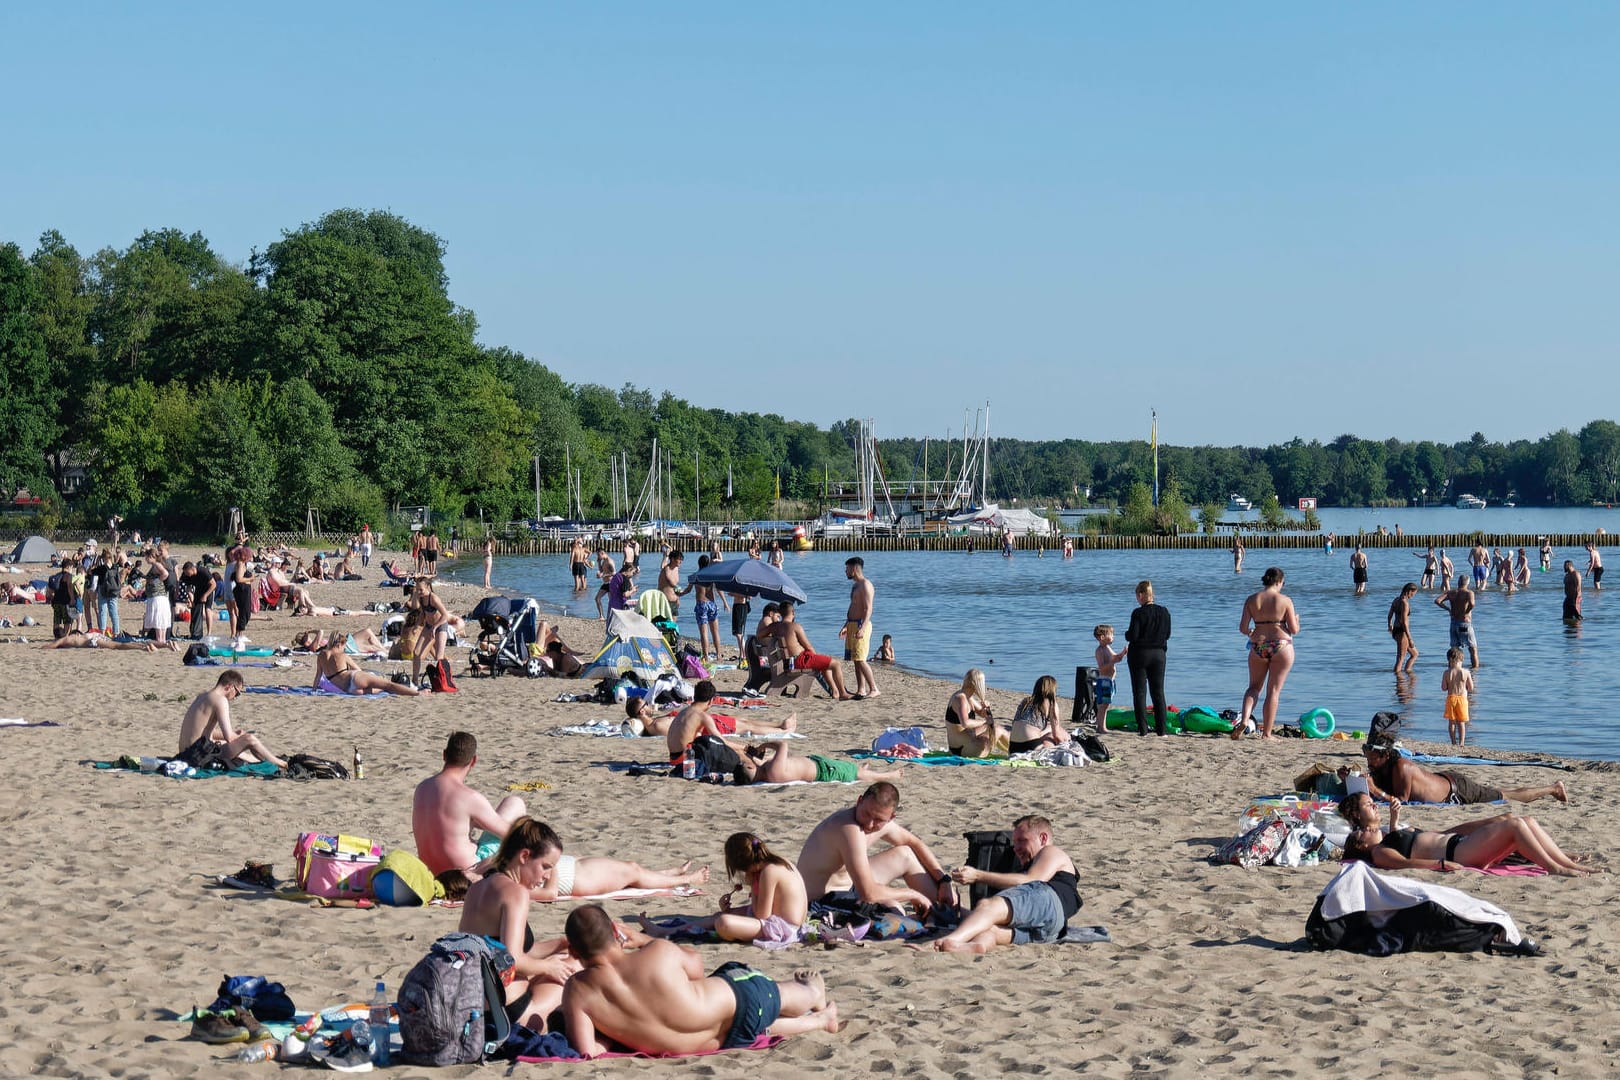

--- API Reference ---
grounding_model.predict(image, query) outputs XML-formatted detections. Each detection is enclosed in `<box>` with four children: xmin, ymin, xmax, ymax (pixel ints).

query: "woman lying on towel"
<box><xmin>1339</xmin><ymin>792</ymin><xmax>1596</xmax><ymax>877</ymax></box>
<box><xmin>292</xmin><ymin>628</ymin><xmax>387</xmax><ymax>655</ymax></box>
<box><xmin>636</xmin><ymin>832</ymin><xmax>808</xmax><ymax>949</ymax></box>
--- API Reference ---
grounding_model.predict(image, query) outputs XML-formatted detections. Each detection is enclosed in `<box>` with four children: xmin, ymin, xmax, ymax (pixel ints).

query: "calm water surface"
<box><xmin>447</xmin><ymin>537</ymin><xmax>1615</xmax><ymax>761</ymax></box>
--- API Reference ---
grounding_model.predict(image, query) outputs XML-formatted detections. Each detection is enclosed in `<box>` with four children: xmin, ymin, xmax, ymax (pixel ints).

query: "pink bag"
<box><xmin>1211</xmin><ymin>818</ymin><xmax>1291</xmax><ymax>869</ymax></box>
<box><xmin>680</xmin><ymin>653</ymin><xmax>710</xmax><ymax>680</ymax></box>
<box><xmin>294</xmin><ymin>832</ymin><xmax>382</xmax><ymax>899</ymax></box>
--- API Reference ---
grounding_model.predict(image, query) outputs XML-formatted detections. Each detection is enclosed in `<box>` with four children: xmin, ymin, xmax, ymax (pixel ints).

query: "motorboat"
<box><xmin>1455</xmin><ymin>494</ymin><xmax>1487</xmax><ymax>510</ymax></box>
<box><xmin>1226</xmin><ymin>494</ymin><xmax>1253</xmax><ymax>513</ymax></box>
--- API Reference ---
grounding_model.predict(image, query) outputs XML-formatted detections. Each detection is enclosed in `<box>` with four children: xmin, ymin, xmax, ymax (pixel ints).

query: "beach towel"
<box><xmin>1407</xmin><ymin>751</ymin><xmax>1572</xmax><ymax>770</ymax></box>
<box><xmin>552</xmin><ymin>723</ymin><xmax>802</xmax><ymax>739</ymax></box>
<box><xmin>90</xmin><ymin>757</ymin><xmax>280</xmax><ymax>779</ymax></box>
<box><xmin>853</xmin><ymin>750</ymin><xmax>1005</xmax><ymax>767</ymax></box>
<box><xmin>514</xmin><ymin>1034</ymin><xmax>785</xmax><ymax>1063</ymax></box>
<box><xmin>539</xmin><ymin>885</ymin><xmax>703</xmax><ymax>903</ymax></box>
<box><xmin>1</xmin><ymin>718</ymin><xmax>59</xmax><ymax>728</ymax></box>
<box><xmin>244</xmin><ymin>684</ymin><xmax>385</xmax><ymax>697</ymax></box>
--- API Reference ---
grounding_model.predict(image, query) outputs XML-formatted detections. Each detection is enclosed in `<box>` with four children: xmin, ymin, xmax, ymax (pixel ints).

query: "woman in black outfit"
<box><xmin>1125</xmin><ymin>579</ymin><xmax>1171</xmax><ymax>736</ymax></box>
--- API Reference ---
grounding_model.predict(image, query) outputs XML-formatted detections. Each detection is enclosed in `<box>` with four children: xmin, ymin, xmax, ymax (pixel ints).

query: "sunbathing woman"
<box><xmin>526</xmin><ymin>837</ymin><xmax>709</xmax><ymax>903</ymax></box>
<box><xmin>1008</xmin><ymin>674</ymin><xmax>1072</xmax><ymax>753</ymax></box>
<box><xmin>946</xmin><ymin>668</ymin><xmax>1003</xmax><ymax>757</ymax></box>
<box><xmin>458</xmin><ymin>818</ymin><xmax>581</xmax><ymax>1028</ymax></box>
<box><xmin>40</xmin><ymin>629</ymin><xmax>164</xmax><ymax>651</ymax></box>
<box><xmin>637</xmin><ymin>832</ymin><xmax>808</xmax><ymax>949</ymax></box>
<box><xmin>313</xmin><ymin>637</ymin><xmax>421</xmax><ymax>696</ymax></box>
<box><xmin>1339</xmin><ymin>792</ymin><xmax>1596</xmax><ymax>877</ymax></box>
<box><xmin>293</xmin><ymin>627</ymin><xmax>387</xmax><ymax>654</ymax></box>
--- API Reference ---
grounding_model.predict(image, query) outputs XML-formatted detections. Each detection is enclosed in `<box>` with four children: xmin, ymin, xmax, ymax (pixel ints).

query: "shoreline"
<box><xmin>3</xmin><ymin>547</ymin><xmax>1616</xmax><ymax>1076</ymax></box>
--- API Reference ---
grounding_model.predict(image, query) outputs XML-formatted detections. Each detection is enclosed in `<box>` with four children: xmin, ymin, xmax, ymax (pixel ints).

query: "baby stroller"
<box><xmin>466</xmin><ymin>596</ymin><xmax>545</xmax><ymax>677</ymax></box>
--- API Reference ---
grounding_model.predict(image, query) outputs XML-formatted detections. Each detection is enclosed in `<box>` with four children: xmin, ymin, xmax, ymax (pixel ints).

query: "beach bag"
<box><xmin>371</xmin><ymin>849</ymin><xmax>444</xmax><ymax>907</ymax></box>
<box><xmin>212</xmin><ymin>975</ymin><xmax>296</xmax><ymax>1022</ymax></box>
<box><xmin>871</xmin><ymin>726</ymin><xmax>928</xmax><ymax>753</ymax></box>
<box><xmin>1273</xmin><ymin>822</ymin><xmax>1326</xmax><ymax>868</ymax></box>
<box><xmin>1369</xmin><ymin>711</ymin><xmax>1403</xmax><ymax>744</ymax></box>
<box><xmin>1212</xmin><ymin>817</ymin><xmax>1291</xmax><ymax>869</ymax></box>
<box><xmin>685</xmin><ymin>734</ymin><xmax>740</xmax><ymax>779</ymax></box>
<box><xmin>285</xmin><ymin>754</ymin><xmax>350</xmax><ymax>781</ymax></box>
<box><xmin>397</xmin><ymin>932</ymin><xmax>515</xmax><ymax>1066</ymax></box>
<box><xmin>294</xmin><ymin>832</ymin><xmax>382</xmax><ymax>899</ymax></box>
<box><xmin>680</xmin><ymin>653</ymin><xmax>710</xmax><ymax>680</ymax></box>
<box><xmin>182</xmin><ymin>642</ymin><xmax>211</xmax><ymax>666</ymax></box>
<box><xmin>962</xmin><ymin>830</ymin><xmax>1020</xmax><ymax>907</ymax></box>
<box><xmin>1078</xmin><ymin>732</ymin><xmax>1111</xmax><ymax>763</ymax></box>
<box><xmin>427</xmin><ymin>658</ymin><xmax>459</xmax><ymax>693</ymax></box>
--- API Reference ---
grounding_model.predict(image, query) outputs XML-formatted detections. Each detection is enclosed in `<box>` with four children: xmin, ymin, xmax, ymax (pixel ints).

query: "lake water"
<box><xmin>443</xmin><ymin>528</ymin><xmax>1615</xmax><ymax>761</ymax></box>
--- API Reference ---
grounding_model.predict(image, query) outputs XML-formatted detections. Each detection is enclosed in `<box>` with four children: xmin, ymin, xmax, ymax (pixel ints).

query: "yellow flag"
<box><xmin>775</xmin><ymin>473</ymin><xmax>781</xmax><ymax>500</ymax></box>
<box><xmin>1150</xmin><ymin>410</ymin><xmax>1157</xmax><ymax>450</ymax></box>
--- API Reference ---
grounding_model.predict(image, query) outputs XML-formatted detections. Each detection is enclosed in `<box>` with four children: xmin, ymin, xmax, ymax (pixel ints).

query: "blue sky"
<box><xmin>4</xmin><ymin>4</ymin><xmax>1617</xmax><ymax>444</ymax></box>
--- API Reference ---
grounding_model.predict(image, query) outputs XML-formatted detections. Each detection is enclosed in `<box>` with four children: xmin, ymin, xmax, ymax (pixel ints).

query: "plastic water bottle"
<box><xmin>353</xmin><ymin>745</ymin><xmax>365</xmax><ymax>781</ymax></box>
<box><xmin>235</xmin><ymin>1039</ymin><xmax>278</xmax><ymax>1062</ymax></box>
<box><xmin>369</xmin><ymin>981</ymin><xmax>390</xmax><ymax>1065</ymax></box>
<box><xmin>682</xmin><ymin>752</ymin><xmax>698</xmax><ymax>780</ymax></box>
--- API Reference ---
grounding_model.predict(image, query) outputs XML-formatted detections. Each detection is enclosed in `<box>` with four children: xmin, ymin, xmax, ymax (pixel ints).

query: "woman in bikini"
<box><xmin>945</xmin><ymin>668</ymin><xmax>1002</xmax><ymax>757</ymax></box>
<box><xmin>1387</xmin><ymin>582</ymin><xmax>1419</xmax><ymax>673</ymax></box>
<box><xmin>313</xmin><ymin>637</ymin><xmax>420</xmax><ymax>696</ymax></box>
<box><xmin>1338</xmin><ymin>792</ymin><xmax>1596</xmax><ymax>877</ymax></box>
<box><xmin>1236</xmin><ymin>566</ymin><xmax>1299</xmax><ymax>740</ymax></box>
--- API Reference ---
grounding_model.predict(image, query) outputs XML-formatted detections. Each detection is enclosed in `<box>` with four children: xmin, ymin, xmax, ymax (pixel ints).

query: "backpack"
<box><xmin>962</xmin><ymin>830</ymin><xmax>1020</xmax><ymax>907</ymax></box>
<box><xmin>426</xmin><ymin>658</ymin><xmax>459</xmax><ymax>693</ymax></box>
<box><xmin>182</xmin><ymin>642</ymin><xmax>212</xmax><ymax>666</ymax></box>
<box><xmin>285</xmin><ymin>754</ymin><xmax>350</xmax><ymax>781</ymax></box>
<box><xmin>397</xmin><ymin>932</ymin><xmax>515</xmax><ymax>1066</ymax></box>
<box><xmin>685</xmin><ymin>734</ymin><xmax>741</xmax><ymax>779</ymax></box>
<box><xmin>1078</xmin><ymin>732</ymin><xmax>1111</xmax><ymax>763</ymax></box>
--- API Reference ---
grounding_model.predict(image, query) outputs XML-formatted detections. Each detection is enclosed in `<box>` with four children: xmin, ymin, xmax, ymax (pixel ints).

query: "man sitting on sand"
<box><xmin>412</xmin><ymin>731</ymin><xmax>529</xmax><ymax>875</ymax></box>
<box><xmin>313</xmin><ymin>637</ymin><xmax>421</xmax><ymax>696</ymax></box>
<box><xmin>176</xmin><ymin>670</ymin><xmax>286</xmax><ymax>769</ymax></box>
<box><xmin>1361</xmin><ymin>738</ymin><xmax>1568</xmax><ymax>805</ymax></box>
<box><xmin>561</xmin><ymin>904</ymin><xmax>839</xmax><ymax>1058</ymax></box>
<box><xmin>929</xmin><ymin>815</ymin><xmax>1079</xmax><ymax>954</ymax></box>
<box><xmin>796</xmin><ymin>782</ymin><xmax>955</xmax><ymax>914</ymax></box>
<box><xmin>737</xmin><ymin>742</ymin><xmax>902</xmax><ymax>786</ymax></box>
<box><xmin>665</xmin><ymin>680</ymin><xmax>797</xmax><ymax>764</ymax></box>
<box><xmin>769</xmin><ymin>602</ymin><xmax>854</xmax><ymax>701</ymax></box>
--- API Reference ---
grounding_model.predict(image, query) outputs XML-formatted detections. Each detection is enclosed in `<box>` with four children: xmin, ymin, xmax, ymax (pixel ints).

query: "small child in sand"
<box><xmin>876</xmin><ymin>634</ymin><xmax>895</xmax><ymax>663</ymax></box>
<box><xmin>1093</xmin><ymin>624</ymin><xmax>1126</xmax><ymax>734</ymax></box>
<box><xmin>1442</xmin><ymin>647</ymin><xmax>1475</xmax><ymax>745</ymax></box>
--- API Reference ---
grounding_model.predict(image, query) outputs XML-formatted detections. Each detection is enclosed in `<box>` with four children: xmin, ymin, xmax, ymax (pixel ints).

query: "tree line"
<box><xmin>1</xmin><ymin>209</ymin><xmax>1616</xmax><ymax>535</ymax></box>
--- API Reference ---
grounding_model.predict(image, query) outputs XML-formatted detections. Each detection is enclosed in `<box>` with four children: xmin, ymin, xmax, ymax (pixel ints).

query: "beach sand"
<box><xmin>2</xmin><ymin>550</ymin><xmax>1616</xmax><ymax>1077</ymax></box>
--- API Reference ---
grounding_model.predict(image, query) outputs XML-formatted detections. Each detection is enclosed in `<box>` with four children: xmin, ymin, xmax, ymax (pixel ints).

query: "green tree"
<box><xmin>1579</xmin><ymin>420</ymin><xmax>1620</xmax><ymax>503</ymax></box>
<box><xmin>1537</xmin><ymin>429</ymin><xmax>1590</xmax><ymax>506</ymax></box>
<box><xmin>0</xmin><ymin>243</ymin><xmax>55</xmax><ymax>498</ymax></box>
<box><xmin>264</xmin><ymin>376</ymin><xmax>357</xmax><ymax>525</ymax></box>
<box><xmin>1117</xmin><ymin>482</ymin><xmax>1155</xmax><ymax>534</ymax></box>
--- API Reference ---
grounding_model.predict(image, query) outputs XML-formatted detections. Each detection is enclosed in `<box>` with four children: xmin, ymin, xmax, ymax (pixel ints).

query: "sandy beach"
<box><xmin>2</xmin><ymin>549</ymin><xmax>1616</xmax><ymax>1078</ymax></box>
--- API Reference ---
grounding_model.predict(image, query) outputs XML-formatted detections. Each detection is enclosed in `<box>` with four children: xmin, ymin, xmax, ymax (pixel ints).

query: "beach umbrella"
<box><xmin>687</xmin><ymin>558</ymin><xmax>808</xmax><ymax>605</ymax></box>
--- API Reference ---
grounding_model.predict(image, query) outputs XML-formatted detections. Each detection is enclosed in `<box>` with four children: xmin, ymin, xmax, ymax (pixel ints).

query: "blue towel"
<box><xmin>1407</xmin><ymin>750</ymin><xmax>1570</xmax><ymax>770</ymax></box>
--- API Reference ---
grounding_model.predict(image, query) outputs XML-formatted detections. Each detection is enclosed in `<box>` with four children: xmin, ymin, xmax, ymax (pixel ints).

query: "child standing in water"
<box><xmin>1442</xmin><ymin>647</ymin><xmax>1475</xmax><ymax>745</ymax></box>
<box><xmin>1092</xmin><ymin>624</ymin><xmax>1126</xmax><ymax>734</ymax></box>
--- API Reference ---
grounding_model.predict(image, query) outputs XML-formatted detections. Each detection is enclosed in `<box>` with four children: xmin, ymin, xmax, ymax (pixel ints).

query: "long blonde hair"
<box><xmin>960</xmin><ymin>668</ymin><xmax>986</xmax><ymax>701</ymax></box>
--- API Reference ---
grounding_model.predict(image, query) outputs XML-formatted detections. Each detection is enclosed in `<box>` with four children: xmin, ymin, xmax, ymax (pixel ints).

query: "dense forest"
<box><xmin>1</xmin><ymin>209</ymin><xmax>1617</xmax><ymax>535</ymax></box>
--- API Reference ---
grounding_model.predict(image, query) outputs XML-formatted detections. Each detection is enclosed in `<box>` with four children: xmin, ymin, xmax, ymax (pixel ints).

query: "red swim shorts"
<box><xmin>794</xmin><ymin>652</ymin><xmax>833</xmax><ymax>673</ymax></box>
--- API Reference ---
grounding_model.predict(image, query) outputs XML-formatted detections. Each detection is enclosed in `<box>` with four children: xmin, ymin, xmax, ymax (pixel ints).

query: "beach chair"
<box><xmin>761</xmin><ymin>641</ymin><xmax>818</xmax><ymax>700</ymax></box>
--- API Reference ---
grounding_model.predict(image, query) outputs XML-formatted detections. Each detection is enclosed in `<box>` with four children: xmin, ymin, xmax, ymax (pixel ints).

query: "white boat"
<box><xmin>1455</xmin><ymin>494</ymin><xmax>1487</xmax><ymax>510</ymax></box>
<box><xmin>1226</xmin><ymin>494</ymin><xmax>1253</xmax><ymax>513</ymax></box>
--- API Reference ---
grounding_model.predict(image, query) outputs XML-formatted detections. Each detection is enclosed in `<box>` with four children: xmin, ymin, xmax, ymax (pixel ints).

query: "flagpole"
<box><xmin>1151</xmin><ymin>409</ymin><xmax>1159</xmax><ymax>507</ymax></box>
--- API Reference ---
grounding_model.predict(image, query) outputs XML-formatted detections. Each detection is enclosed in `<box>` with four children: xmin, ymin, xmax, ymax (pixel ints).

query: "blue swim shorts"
<box><xmin>712</xmin><ymin>962</ymin><xmax>781</xmax><ymax>1048</ymax></box>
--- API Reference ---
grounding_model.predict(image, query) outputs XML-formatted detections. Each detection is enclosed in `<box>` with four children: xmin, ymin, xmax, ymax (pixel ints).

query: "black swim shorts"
<box><xmin>1443</xmin><ymin>770</ymin><xmax>1504</xmax><ymax>805</ymax></box>
<box><xmin>712</xmin><ymin>961</ymin><xmax>781</xmax><ymax>1049</ymax></box>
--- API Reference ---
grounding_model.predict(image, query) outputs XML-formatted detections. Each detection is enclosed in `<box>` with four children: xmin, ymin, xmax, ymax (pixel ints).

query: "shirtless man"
<box><xmin>930</xmin><ymin>815</ymin><xmax>1079</xmax><ymax>955</ymax></box>
<box><xmin>1359</xmin><ymin>739</ymin><xmax>1567</xmax><ymax>806</ymax></box>
<box><xmin>839</xmin><ymin>557</ymin><xmax>879</xmax><ymax>698</ymax></box>
<box><xmin>314</xmin><ymin>637</ymin><xmax>420</xmax><ymax>696</ymax></box>
<box><xmin>1438</xmin><ymin>548</ymin><xmax>1454</xmax><ymax>590</ymax></box>
<box><xmin>737</xmin><ymin>742</ymin><xmax>901</xmax><ymax>786</ymax></box>
<box><xmin>659</xmin><ymin>550</ymin><xmax>685</xmax><ymax>614</ymax></box>
<box><xmin>561</xmin><ymin>905</ymin><xmax>838</xmax><ymax>1058</ymax></box>
<box><xmin>1349</xmin><ymin>544</ymin><xmax>1369</xmax><ymax>595</ymax></box>
<box><xmin>411</xmin><ymin>731</ymin><xmax>529</xmax><ymax>875</ymax></box>
<box><xmin>1587</xmin><ymin>542</ymin><xmax>1604</xmax><ymax>591</ymax></box>
<box><xmin>796</xmin><ymin>782</ymin><xmax>955</xmax><ymax>914</ymax></box>
<box><xmin>770</xmin><ymin>601</ymin><xmax>853</xmax><ymax>701</ymax></box>
<box><xmin>1434</xmin><ymin>577</ymin><xmax>1479</xmax><ymax>668</ymax></box>
<box><xmin>689</xmin><ymin>555</ymin><xmax>727</xmax><ymax>661</ymax></box>
<box><xmin>176</xmin><ymin>670</ymin><xmax>286</xmax><ymax>768</ymax></box>
<box><xmin>1414</xmin><ymin>546</ymin><xmax>1437</xmax><ymax>590</ymax></box>
<box><xmin>1469</xmin><ymin>541</ymin><xmax>1490</xmax><ymax>589</ymax></box>
<box><xmin>664</xmin><ymin>681</ymin><xmax>797</xmax><ymax>764</ymax></box>
<box><xmin>571</xmin><ymin>537</ymin><xmax>591</xmax><ymax>592</ymax></box>
<box><xmin>1563</xmin><ymin>559</ymin><xmax>1584</xmax><ymax>623</ymax></box>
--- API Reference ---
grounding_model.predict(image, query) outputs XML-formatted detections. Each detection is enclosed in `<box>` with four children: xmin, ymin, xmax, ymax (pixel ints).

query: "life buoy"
<box><xmin>1299</xmin><ymin>707</ymin><xmax>1335</xmax><ymax>739</ymax></box>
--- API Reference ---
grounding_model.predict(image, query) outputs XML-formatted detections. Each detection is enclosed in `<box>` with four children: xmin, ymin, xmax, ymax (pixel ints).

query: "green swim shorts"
<box><xmin>475</xmin><ymin>831</ymin><xmax>502</xmax><ymax>862</ymax></box>
<box><xmin>810</xmin><ymin>755</ymin><xmax>859</xmax><ymax>784</ymax></box>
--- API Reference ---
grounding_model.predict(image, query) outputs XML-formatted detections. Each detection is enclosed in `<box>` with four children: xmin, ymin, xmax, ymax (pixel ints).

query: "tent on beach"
<box><xmin>8</xmin><ymin>535</ymin><xmax>56</xmax><ymax>564</ymax></box>
<box><xmin>582</xmin><ymin>609</ymin><xmax>678</xmax><ymax>683</ymax></box>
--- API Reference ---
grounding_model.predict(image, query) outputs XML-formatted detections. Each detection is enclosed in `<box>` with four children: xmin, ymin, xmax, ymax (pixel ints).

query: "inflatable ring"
<box><xmin>1299</xmin><ymin>707</ymin><xmax>1335</xmax><ymax>739</ymax></box>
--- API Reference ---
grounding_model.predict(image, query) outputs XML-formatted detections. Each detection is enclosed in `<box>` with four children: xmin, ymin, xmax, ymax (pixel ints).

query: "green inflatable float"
<box><xmin>1103</xmin><ymin>704</ymin><xmax>1234</xmax><ymax>735</ymax></box>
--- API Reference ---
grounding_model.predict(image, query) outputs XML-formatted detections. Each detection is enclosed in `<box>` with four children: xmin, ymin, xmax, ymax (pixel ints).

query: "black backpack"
<box><xmin>1079</xmin><ymin>732</ymin><xmax>1111</xmax><ymax>763</ymax></box>
<box><xmin>397</xmin><ymin>932</ymin><xmax>514</xmax><ymax>1066</ymax></box>
<box><xmin>962</xmin><ymin>830</ymin><xmax>1021</xmax><ymax>907</ymax></box>
<box><xmin>284</xmin><ymin>754</ymin><xmax>350</xmax><ymax>781</ymax></box>
<box><xmin>687</xmin><ymin>734</ymin><xmax>741</xmax><ymax>780</ymax></box>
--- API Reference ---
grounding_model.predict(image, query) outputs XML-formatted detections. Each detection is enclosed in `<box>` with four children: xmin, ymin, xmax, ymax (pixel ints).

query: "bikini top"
<box><xmin>1380</xmin><ymin>829</ymin><xmax>1420</xmax><ymax>859</ymax></box>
